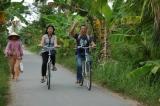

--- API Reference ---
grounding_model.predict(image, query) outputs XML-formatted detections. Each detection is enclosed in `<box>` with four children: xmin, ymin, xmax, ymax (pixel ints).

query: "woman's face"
<box><xmin>10</xmin><ymin>36</ymin><xmax>19</xmax><ymax>40</ymax></box>
<box><xmin>47</xmin><ymin>27</ymin><xmax>54</xmax><ymax>34</ymax></box>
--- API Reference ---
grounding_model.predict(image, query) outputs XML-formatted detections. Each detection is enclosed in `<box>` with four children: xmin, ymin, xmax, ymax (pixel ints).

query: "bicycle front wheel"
<box><xmin>86</xmin><ymin>62</ymin><xmax>92</xmax><ymax>90</ymax></box>
<box><xmin>47</xmin><ymin>62</ymin><xmax>51</xmax><ymax>89</ymax></box>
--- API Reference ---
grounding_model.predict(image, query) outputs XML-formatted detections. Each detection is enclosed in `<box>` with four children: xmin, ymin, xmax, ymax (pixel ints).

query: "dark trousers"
<box><xmin>41</xmin><ymin>51</ymin><xmax>56</xmax><ymax>76</ymax></box>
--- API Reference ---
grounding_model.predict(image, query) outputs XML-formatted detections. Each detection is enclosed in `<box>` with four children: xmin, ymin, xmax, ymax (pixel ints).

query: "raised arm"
<box><xmin>69</xmin><ymin>22</ymin><xmax>78</xmax><ymax>37</ymax></box>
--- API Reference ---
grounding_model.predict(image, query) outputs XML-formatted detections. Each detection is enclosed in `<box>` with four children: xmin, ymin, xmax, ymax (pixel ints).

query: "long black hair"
<box><xmin>45</xmin><ymin>25</ymin><xmax>55</xmax><ymax>35</ymax></box>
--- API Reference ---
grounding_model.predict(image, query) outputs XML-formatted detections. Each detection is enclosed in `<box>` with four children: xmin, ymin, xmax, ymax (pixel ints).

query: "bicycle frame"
<box><xmin>77</xmin><ymin>46</ymin><xmax>92</xmax><ymax>90</ymax></box>
<box><xmin>47</xmin><ymin>48</ymin><xmax>52</xmax><ymax>65</ymax></box>
<box><xmin>83</xmin><ymin>48</ymin><xmax>90</xmax><ymax>75</ymax></box>
<box><xmin>44</xmin><ymin>46</ymin><xmax>55</xmax><ymax>90</ymax></box>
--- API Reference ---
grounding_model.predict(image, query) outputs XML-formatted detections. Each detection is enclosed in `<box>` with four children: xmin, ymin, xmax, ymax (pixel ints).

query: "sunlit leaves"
<box><xmin>5</xmin><ymin>2</ymin><xmax>29</xmax><ymax>23</ymax></box>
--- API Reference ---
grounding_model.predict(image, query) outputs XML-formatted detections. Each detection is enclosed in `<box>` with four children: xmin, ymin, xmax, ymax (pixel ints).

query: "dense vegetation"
<box><xmin>0</xmin><ymin>32</ymin><xmax>10</xmax><ymax>106</ymax></box>
<box><xmin>0</xmin><ymin>2</ymin><xmax>29</xmax><ymax>106</ymax></box>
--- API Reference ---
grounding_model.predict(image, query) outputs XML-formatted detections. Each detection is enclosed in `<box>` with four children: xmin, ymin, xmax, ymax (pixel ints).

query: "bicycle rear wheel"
<box><xmin>47</xmin><ymin>62</ymin><xmax>51</xmax><ymax>89</ymax></box>
<box><xmin>86</xmin><ymin>62</ymin><xmax>92</xmax><ymax>90</ymax></box>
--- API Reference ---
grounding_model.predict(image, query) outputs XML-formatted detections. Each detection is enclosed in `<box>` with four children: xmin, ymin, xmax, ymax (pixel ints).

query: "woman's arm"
<box><xmin>19</xmin><ymin>41</ymin><xmax>23</xmax><ymax>57</ymax></box>
<box><xmin>4</xmin><ymin>41</ymin><xmax>11</xmax><ymax>56</ymax></box>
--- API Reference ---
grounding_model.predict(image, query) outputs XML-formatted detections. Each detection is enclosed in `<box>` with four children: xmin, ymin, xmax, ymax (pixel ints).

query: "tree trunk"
<box><xmin>100</xmin><ymin>19</ymin><xmax>110</xmax><ymax>60</ymax></box>
<box><xmin>0</xmin><ymin>11</ymin><xmax>5</xmax><ymax>25</ymax></box>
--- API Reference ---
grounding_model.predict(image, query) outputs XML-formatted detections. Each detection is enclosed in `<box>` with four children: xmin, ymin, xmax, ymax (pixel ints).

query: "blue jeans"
<box><xmin>76</xmin><ymin>54</ymin><xmax>91</xmax><ymax>81</ymax></box>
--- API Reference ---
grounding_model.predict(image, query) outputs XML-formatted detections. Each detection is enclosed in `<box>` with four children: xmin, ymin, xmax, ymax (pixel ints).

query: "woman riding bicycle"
<box><xmin>69</xmin><ymin>22</ymin><xmax>96</xmax><ymax>84</ymax></box>
<box><xmin>39</xmin><ymin>25</ymin><xmax>60</xmax><ymax>83</ymax></box>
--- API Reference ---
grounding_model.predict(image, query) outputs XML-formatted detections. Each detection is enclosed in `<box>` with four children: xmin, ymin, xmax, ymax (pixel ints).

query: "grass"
<box><xmin>0</xmin><ymin>50</ymin><xmax>10</xmax><ymax>106</ymax></box>
<box><xmin>93</xmin><ymin>61</ymin><xmax>160</xmax><ymax>106</ymax></box>
<box><xmin>56</xmin><ymin>49</ymin><xmax>76</xmax><ymax>71</ymax></box>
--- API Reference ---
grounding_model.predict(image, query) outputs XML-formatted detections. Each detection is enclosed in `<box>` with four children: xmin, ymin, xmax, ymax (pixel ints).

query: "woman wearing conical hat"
<box><xmin>4</xmin><ymin>32</ymin><xmax>23</xmax><ymax>81</ymax></box>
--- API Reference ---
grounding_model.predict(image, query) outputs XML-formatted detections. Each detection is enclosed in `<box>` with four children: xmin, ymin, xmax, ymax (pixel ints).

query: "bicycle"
<box><xmin>77</xmin><ymin>46</ymin><xmax>92</xmax><ymax>91</ymax></box>
<box><xmin>43</xmin><ymin>46</ymin><xmax>55</xmax><ymax>90</ymax></box>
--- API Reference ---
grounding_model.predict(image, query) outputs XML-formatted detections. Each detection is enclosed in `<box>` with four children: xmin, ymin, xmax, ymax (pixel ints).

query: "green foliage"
<box><xmin>127</xmin><ymin>60</ymin><xmax>160</xmax><ymax>84</ymax></box>
<box><xmin>0</xmin><ymin>0</ymin><xmax>11</xmax><ymax>11</ymax></box>
<box><xmin>40</xmin><ymin>14</ymin><xmax>69</xmax><ymax>36</ymax></box>
<box><xmin>20</xmin><ymin>22</ymin><xmax>42</xmax><ymax>49</ymax></box>
<box><xmin>0</xmin><ymin>2</ymin><xmax>11</xmax><ymax>105</ymax></box>
<box><xmin>127</xmin><ymin>63</ymin><xmax>153</xmax><ymax>79</ymax></box>
<box><xmin>5</xmin><ymin>2</ymin><xmax>29</xmax><ymax>24</ymax></box>
<box><xmin>93</xmin><ymin>60</ymin><xmax>160</xmax><ymax>106</ymax></box>
<box><xmin>39</xmin><ymin>5</ymin><xmax>53</xmax><ymax>15</ymax></box>
<box><xmin>57</xmin><ymin>48</ymin><xmax>76</xmax><ymax>70</ymax></box>
<box><xmin>0</xmin><ymin>29</ymin><xmax>7</xmax><ymax>48</ymax></box>
<box><xmin>0</xmin><ymin>51</ymin><xmax>9</xmax><ymax>106</ymax></box>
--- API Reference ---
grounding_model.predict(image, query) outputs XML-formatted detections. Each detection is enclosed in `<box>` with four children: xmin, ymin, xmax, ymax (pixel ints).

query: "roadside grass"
<box><xmin>93</xmin><ymin>61</ymin><xmax>160</xmax><ymax>106</ymax></box>
<box><xmin>0</xmin><ymin>50</ymin><xmax>10</xmax><ymax>106</ymax></box>
<box><xmin>56</xmin><ymin>49</ymin><xmax>76</xmax><ymax>71</ymax></box>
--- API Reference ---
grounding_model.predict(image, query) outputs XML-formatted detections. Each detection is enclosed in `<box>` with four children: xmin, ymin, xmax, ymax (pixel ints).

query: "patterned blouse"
<box><xmin>5</xmin><ymin>40</ymin><xmax>23</xmax><ymax>57</ymax></box>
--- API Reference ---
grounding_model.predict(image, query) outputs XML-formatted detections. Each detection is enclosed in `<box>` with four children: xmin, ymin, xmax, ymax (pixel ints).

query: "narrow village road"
<box><xmin>8</xmin><ymin>50</ymin><xmax>140</xmax><ymax>106</ymax></box>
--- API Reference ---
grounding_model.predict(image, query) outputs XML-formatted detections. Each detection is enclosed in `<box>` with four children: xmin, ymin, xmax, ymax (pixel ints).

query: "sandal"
<box><xmin>41</xmin><ymin>78</ymin><xmax>45</xmax><ymax>83</ymax></box>
<box><xmin>52</xmin><ymin>66</ymin><xmax>57</xmax><ymax>71</ymax></box>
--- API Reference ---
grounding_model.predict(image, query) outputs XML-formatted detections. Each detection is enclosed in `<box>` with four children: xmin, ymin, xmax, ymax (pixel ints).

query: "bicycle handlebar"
<box><xmin>76</xmin><ymin>46</ymin><xmax>95</xmax><ymax>49</ymax></box>
<box><xmin>43</xmin><ymin>46</ymin><xmax>55</xmax><ymax>50</ymax></box>
<box><xmin>43</xmin><ymin>46</ymin><xmax>60</xmax><ymax>50</ymax></box>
